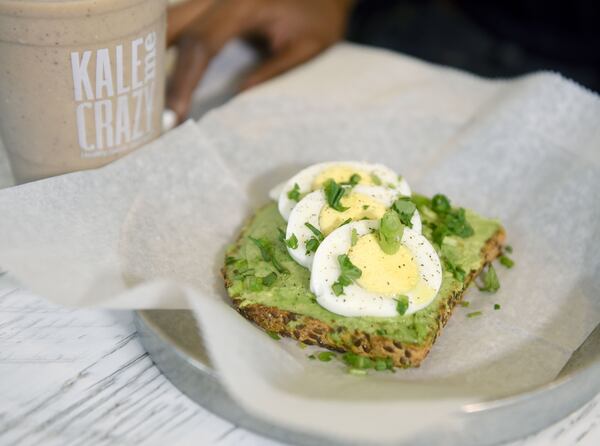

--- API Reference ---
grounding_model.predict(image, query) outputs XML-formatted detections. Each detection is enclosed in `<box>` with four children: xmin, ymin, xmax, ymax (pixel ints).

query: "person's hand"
<box><xmin>166</xmin><ymin>0</ymin><xmax>353</xmax><ymax>122</ymax></box>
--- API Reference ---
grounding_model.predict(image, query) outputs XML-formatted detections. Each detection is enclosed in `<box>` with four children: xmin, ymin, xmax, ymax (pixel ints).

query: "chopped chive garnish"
<box><xmin>349</xmin><ymin>368</ymin><xmax>368</xmax><ymax>376</ymax></box>
<box><xmin>499</xmin><ymin>255</ymin><xmax>514</xmax><ymax>268</ymax></box>
<box><xmin>377</xmin><ymin>209</ymin><xmax>404</xmax><ymax>255</ymax></box>
<box><xmin>249</xmin><ymin>237</ymin><xmax>272</xmax><ymax>262</ymax></box>
<box><xmin>304</xmin><ymin>222</ymin><xmax>324</xmax><ymax>241</ymax></box>
<box><xmin>287</xmin><ymin>183</ymin><xmax>301</xmax><ymax>202</ymax></box>
<box><xmin>467</xmin><ymin>311</ymin><xmax>483</xmax><ymax>318</ymax></box>
<box><xmin>323</xmin><ymin>179</ymin><xmax>349</xmax><ymax>212</ymax></box>
<box><xmin>271</xmin><ymin>255</ymin><xmax>289</xmax><ymax>274</ymax></box>
<box><xmin>342</xmin><ymin>352</ymin><xmax>373</xmax><ymax>369</ymax></box>
<box><xmin>494</xmin><ymin>304</ymin><xmax>501</xmax><ymax>310</ymax></box>
<box><xmin>243</xmin><ymin>276</ymin><xmax>262</xmax><ymax>291</ymax></box>
<box><xmin>267</xmin><ymin>331</ymin><xmax>280</xmax><ymax>340</ymax></box>
<box><xmin>262</xmin><ymin>272</ymin><xmax>277</xmax><ymax>287</ymax></box>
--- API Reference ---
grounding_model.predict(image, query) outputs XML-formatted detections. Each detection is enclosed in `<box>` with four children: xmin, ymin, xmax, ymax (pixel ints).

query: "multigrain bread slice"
<box><xmin>223</xmin><ymin>201</ymin><xmax>505</xmax><ymax>368</ymax></box>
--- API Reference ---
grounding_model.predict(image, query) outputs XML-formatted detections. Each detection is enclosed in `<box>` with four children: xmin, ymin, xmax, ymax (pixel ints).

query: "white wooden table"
<box><xmin>1</xmin><ymin>41</ymin><xmax>599</xmax><ymax>446</ymax></box>
<box><xmin>0</xmin><ymin>274</ymin><xmax>599</xmax><ymax>446</ymax></box>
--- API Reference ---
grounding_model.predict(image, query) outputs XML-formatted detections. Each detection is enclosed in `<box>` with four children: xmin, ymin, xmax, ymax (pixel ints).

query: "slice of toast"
<box><xmin>223</xmin><ymin>201</ymin><xmax>505</xmax><ymax>368</ymax></box>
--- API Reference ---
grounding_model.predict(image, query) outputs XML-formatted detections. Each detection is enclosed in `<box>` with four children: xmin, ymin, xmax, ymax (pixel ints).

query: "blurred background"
<box><xmin>348</xmin><ymin>0</ymin><xmax>600</xmax><ymax>92</ymax></box>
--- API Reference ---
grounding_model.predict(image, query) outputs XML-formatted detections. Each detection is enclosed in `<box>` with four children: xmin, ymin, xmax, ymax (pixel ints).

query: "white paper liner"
<box><xmin>1</xmin><ymin>44</ymin><xmax>599</xmax><ymax>443</ymax></box>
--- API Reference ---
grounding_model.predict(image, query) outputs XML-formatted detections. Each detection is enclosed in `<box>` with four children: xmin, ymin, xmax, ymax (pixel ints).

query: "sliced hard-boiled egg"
<box><xmin>310</xmin><ymin>220</ymin><xmax>442</xmax><ymax>317</ymax></box>
<box><xmin>286</xmin><ymin>185</ymin><xmax>422</xmax><ymax>269</ymax></box>
<box><xmin>274</xmin><ymin>162</ymin><xmax>411</xmax><ymax>221</ymax></box>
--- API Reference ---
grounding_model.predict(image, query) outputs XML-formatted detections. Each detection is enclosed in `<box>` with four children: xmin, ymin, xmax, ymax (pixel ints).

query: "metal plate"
<box><xmin>135</xmin><ymin>310</ymin><xmax>600</xmax><ymax>446</ymax></box>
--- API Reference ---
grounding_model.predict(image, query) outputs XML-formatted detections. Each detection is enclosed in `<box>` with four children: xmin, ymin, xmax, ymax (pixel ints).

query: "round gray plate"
<box><xmin>135</xmin><ymin>310</ymin><xmax>600</xmax><ymax>446</ymax></box>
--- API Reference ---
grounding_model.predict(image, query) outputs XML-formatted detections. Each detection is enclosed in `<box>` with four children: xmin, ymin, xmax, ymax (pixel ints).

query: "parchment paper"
<box><xmin>1</xmin><ymin>43</ymin><xmax>599</xmax><ymax>443</ymax></box>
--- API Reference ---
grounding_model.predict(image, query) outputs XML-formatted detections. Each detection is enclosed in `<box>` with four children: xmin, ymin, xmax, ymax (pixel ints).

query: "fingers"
<box><xmin>166</xmin><ymin>36</ymin><xmax>211</xmax><ymax>121</ymax></box>
<box><xmin>167</xmin><ymin>1</ymin><xmax>252</xmax><ymax>122</ymax></box>
<box><xmin>167</xmin><ymin>0</ymin><xmax>214</xmax><ymax>47</ymax></box>
<box><xmin>240</xmin><ymin>41</ymin><xmax>322</xmax><ymax>91</ymax></box>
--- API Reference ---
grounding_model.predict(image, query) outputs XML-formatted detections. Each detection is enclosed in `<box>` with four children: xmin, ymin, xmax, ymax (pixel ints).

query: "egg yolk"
<box><xmin>348</xmin><ymin>234</ymin><xmax>435</xmax><ymax>302</ymax></box>
<box><xmin>319</xmin><ymin>193</ymin><xmax>386</xmax><ymax>235</ymax></box>
<box><xmin>312</xmin><ymin>166</ymin><xmax>375</xmax><ymax>190</ymax></box>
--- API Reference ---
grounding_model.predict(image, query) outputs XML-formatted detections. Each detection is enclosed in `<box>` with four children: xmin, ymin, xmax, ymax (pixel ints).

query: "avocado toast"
<box><xmin>223</xmin><ymin>194</ymin><xmax>505</xmax><ymax>368</ymax></box>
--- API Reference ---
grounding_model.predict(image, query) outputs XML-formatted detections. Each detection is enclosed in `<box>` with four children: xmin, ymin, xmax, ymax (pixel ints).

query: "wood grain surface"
<box><xmin>0</xmin><ymin>271</ymin><xmax>598</xmax><ymax>446</ymax></box>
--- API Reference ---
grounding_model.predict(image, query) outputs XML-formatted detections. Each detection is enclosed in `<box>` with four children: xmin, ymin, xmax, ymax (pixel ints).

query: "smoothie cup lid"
<box><xmin>0</xmin><ymin>0</ymin><xmax>151</xmax><ymax>17</ymax></box>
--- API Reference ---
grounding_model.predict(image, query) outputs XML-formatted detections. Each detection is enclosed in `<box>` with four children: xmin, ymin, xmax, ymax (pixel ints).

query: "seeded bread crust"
<box><xmin>223</xmin><ymin>219</ymin><xmax>505</xmax><ymax>368</ymax></box>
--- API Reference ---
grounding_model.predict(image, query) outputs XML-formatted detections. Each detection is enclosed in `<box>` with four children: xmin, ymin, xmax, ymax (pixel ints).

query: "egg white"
<box><xmin>310</xmin><ymin>221</ymin><xmax>442</xmax><ymax>317</ymax></box>
<box><xmin>275</xmin><ymin>161</ymin><xmax>411</xmax><ymax>221</ymax></box>
<box><xmin>286</xmin><ymin>185</ymin><xmax>422</xmax><ymax>270</ymax></box>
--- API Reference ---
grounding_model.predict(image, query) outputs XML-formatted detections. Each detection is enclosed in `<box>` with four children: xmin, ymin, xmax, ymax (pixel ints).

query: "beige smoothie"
<box><xmin>0</xmin><ymin>0</ymin><xmax>167</xmax><ymax>183</ymax></box>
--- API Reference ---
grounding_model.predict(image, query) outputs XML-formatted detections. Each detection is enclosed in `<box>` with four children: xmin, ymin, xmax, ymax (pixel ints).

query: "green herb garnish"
<box><xmin>271</xmin><ymin>255</ymin><xmax>289</xmax><ymax>274</ymax></box>
<box><xmin>343</xmin><ymin>173</ymin><xmax>361</xmax><ymax>186</ymax></box>
<box><xmin>374</xmin><ymin>357</ymin><xmax>393</xmax><ymax>371</ymax></box>
<box><xmin>342</xmin><ymin>352</ymin><xmax>373</xmax><ymax>369</ymax></box>
<box><xmin>427</xmin><ymin>194</ymin><xmax>474</xmax><ymax>245</ymax></box>
<box><xmin>392</xmin><ymin>197</ymin><xmax>416</xmax><ymax>228</ymax></box>
<box><xmin>323</xmin><ymin>179</ymin><xmax>349</xmax><ymax>212</ymax></box>
<box><xmin>370</xmin><ymin>173</ymin><xmax>382</xmax><ymax>185</ymax></box>
<box><xmin>249</xmin><ymin>237</ymin><xmax>272</xmax><ymax>261</ymax></box>
<box><xmin>349</xmin><ymin>368</ymin><xmax>368</xmax><ymax>376</ymax></box>
<box><xmin>395</xmin><ymin>295</ymin><xmax>409</xmax><ymax>315</ymax></box>
<box><xmin>267</xmin><ymin>331</ymin><xmax>281</xmax><ymax>340</ymax></box>
<box><xmin>459</xmin><ymin>301</ymin><xmax>470</xmax><ymax>307</ymax></box>
<box><xmin>444</xmin><ymin>259</ymin><xmax>466</xmax><ymax>282</ymax></box>
<box><xmin>244</xmin><ymin>276</ymin><xmax>263</xmax><ymax>291</ymax></box>
<box><xmin>444</xmin><ymin>208</ymin><xmax>474</xmax><ymax>238</ymax></box>
<box><xmin>351</xmin><ymin>228</ymin><xmax>359</xmax><ymax>247</ymax></box>
<box><xmin>285</xmin><ymin>233</ymin><xmax>298</xmax><ymax>249</ymax></box>
<box><xmin>225</xmin><ymin>256</ymin><xmax>237</xmax><ymax>265</ymax></box>
<box><xmin>505</xmin><ymin>245</ymin><xmax>513</xmax><ymax>253</ymax></box>
<box><xmin>305</xmin><ymin>222</ymin><xmax>324</xmax><ymax>241</ymax></box>
<box><xmin>377</xmin><ymin>210</ymin><xmax>404</xmax><ymax>255</ymax></box>
<box><xmin>305</xmin><ymin>237</ymin><xmax>320</xmax><ymax>255</ymax></box>
<box><xmin>332</xmin><ymin>254</ymin><xmax>362</xmax><ymax>295</ymax></box>
<box><xmin>499</xmin><ymin>255</ymin><xmax>514</xmax><ymax>268</ymax></box>
<box><xmin>317</xmin><ymin>351</ymin><xmax>335</xmax><ymax>362</ymax></box>
<box><xmin>362</xmin><ymin>205</ymin><xmax>370</xmax><ymax>210</ymax></box>
<box><xmin>494</xmin><ymin>303</ymin><xmax>501</xmax><ymax>310</ymax></box>
<box><xmin>287</xmin><ymin>183</ymin><xmax>301</xmax><ymax>202</ymax></box>
<box><xmin>249</xmin><ymin>236</ymin><xmax>288</xmax><ymax>274</ymax></box>
<box><xmin>467</xmin><ymin>311</ymin><xmax>483</xmax><ymax>318</ymax></box>
<box><xmin>477</xmin><ymin>264</ymin><xmax>500</xmax><ymax>293</ymax></box>
<box><xmin>431</xmin><ymin>194</ymin><xmax>451</xmax><ymax>214</ymax></box>
<box><xmin>262</xmin><ymin>272</ymin><xmax>277</xmax><ymax>287</ymax></box>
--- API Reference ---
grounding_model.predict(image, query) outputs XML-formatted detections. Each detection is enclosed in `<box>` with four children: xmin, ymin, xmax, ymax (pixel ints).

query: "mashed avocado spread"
<box><xmin>224</xmin><ymin>197</ymin><xmax>501</xmax><ymax>346</ymax></box>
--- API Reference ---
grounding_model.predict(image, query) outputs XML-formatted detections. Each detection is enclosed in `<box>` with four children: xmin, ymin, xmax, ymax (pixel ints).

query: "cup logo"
<box><xmin>70</xmin><ymin>31</ymin><xmax>157</xmax><ymax>157</ymax></box>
